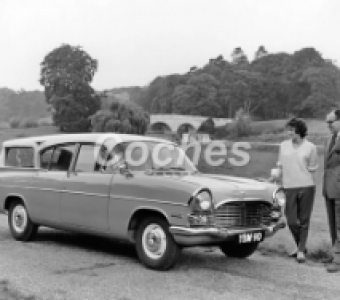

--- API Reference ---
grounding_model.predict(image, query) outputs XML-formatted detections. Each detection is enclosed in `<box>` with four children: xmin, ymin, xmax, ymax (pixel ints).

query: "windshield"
<box><xmin>107</xmin><ymin>141</ymin><xmax>197</xmax><ymax>172</ymax></box>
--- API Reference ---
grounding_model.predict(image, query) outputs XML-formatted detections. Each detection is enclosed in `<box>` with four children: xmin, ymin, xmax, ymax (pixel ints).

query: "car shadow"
<box><xmin>34</xmin><ymin>227</ymin><xmax>137</xmax><ymax>260</ymax></box>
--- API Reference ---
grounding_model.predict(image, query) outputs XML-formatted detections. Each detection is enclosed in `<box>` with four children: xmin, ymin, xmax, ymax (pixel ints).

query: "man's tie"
<box><xmin>329</xmin><ymin>134</ymin><xmax>337</xmax><ymax>153</ymax></box>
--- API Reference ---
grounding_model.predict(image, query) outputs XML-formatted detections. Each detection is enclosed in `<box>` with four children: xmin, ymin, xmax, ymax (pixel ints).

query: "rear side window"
<box><xmin>5</xmin><ymin>147</ymin><xmax>34</xmax><ymax>168</ymax></box>
<box><xmin>40</xmin><ymin>144</ymin><xmax>76</xmax><ymax>171</ymax></box>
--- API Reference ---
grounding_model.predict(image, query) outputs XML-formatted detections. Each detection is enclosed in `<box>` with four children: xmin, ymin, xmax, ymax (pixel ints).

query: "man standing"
<box><xmin>323</xmin><ymin>109</ymin><xmax>340</xmax><ymax>273</ymax></box>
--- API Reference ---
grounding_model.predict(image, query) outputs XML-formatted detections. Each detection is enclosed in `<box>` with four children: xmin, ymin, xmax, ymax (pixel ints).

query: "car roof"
<box><xmin>2</xmin><ymin>133</ymin><xmax>175</xmax><ymax>149</ymax></box>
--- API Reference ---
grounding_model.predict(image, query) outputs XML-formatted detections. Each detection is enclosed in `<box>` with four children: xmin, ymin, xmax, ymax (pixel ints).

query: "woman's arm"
<box><xmin>307</xmin><ymin>145</ymin><xmax>318</xmax><ymax>172</ymax></box>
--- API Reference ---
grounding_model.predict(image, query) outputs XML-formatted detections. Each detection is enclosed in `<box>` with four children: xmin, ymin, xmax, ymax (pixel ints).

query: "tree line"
<box><xmin>38</xmin><ymin>44</ymin><xmax>340</xmax><ymax>134</ymax></box>
<box><xmin>135</xmin><ymin>46</ymin><xmax>340</xmax><ymax>120</ymax></box>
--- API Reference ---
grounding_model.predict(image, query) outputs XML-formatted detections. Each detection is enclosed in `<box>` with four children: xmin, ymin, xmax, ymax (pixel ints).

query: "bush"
<box><xmin>198</xmin><ymin>117</ymin><xmax>215</xmax><ymax>134</ymax></box>
<box><xmin>19</xmin><ymin>118</ymin><xmax>39</xmax><ymax>128</ymax></box>
<box><xmin>212</xmin><ymin>124</ymin><xmax>231</xmax><ymax>139</ymax></box>
<box><xmin>90</xmin><ymin>100</ymin><xmax>150</xmax><ymax>134</ymax></box>
<box><xmin>230</xmin><ymin>108</ymin><xmax>252</xmax><ymax>138</ymax></box>
<box><xmin>38</xmin><ymin>118</ymin><xmax>53</xmax><ymax>126</ymax></box>
<box><xmin>9</xmin><ymin>117</ymin><xmax>21</xmax><ymax>128</ymax></box>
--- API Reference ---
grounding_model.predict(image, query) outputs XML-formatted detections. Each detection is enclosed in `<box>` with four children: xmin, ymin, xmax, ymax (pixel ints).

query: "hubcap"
<box><xmin>142</xmin><ymin>224</ymin><xmax>167</xmax><ymax>259</ymax></box>
<box><xmin>12</xmin><ymin>205</ymin><xmax>28</xmax><ymax>233</ymax></box>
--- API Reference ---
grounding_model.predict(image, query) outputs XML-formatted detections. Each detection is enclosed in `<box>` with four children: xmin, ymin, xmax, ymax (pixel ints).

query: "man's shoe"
<box><xmin>322</xmin><ymin>256</ymin><xmax>333</xmax><ymax>264</ymax></box>
<box><xmin>297</xmin><ymin>251</ymin><xmax>306</xmax><ymax>263</ymax></box>
<box><xmin>289</xmin><ymin>248</ymin><xmax>307</xmax><ymax>258</ymax></box>
<box><xmin>326</xmin><ymin>263</ymin><xmax>340</xmax><ymax>273</ymax></box>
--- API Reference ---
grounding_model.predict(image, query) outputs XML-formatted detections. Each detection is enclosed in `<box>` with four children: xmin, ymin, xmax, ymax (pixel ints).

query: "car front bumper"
<box><xmin>169</xmin><ymin>219</ymin><xmax>286</xmax><ymax>246</ymax></box>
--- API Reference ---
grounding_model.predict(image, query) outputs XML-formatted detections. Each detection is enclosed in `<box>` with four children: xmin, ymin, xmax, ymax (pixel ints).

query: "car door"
<box><xmin>29</xmin><ymin>143</ymin><xmax>77</xmax><ymax>224</ymax></box>
<box><xmin>60</xmin><ymin>143</ymin><xmax>113</xmax><ymax>232</ymax></box>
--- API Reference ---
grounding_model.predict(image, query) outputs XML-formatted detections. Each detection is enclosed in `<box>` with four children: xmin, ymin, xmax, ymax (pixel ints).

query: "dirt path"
<box><xmin>0</xmin><ymin>215</ymin><xmax>339</xmax><ymax>300</ymax></box>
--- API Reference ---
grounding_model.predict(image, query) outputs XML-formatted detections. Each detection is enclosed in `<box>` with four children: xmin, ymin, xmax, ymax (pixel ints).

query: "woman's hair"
<box><xmin>334</xmin><ymin>109</ymin><xmax>340</xmax><ymax>119</ymax></box>
<box><xmin>285</xmin><ymin>117</ymin><xmax>307</xmax><ymax>138</ymax></box>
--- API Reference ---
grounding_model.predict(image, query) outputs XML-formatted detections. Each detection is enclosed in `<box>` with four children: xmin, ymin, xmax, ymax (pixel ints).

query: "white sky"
<box><xmin>0</xmin><ymin>0</ymin><xmax>339</xmax><ymax>91</ymax></box>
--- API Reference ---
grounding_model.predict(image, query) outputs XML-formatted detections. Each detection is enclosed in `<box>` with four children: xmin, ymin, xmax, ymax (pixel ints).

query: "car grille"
<box><xmin>214</xmin><ymin>201</ymin><xmax>272</xmax><ymax>228</ymax></box>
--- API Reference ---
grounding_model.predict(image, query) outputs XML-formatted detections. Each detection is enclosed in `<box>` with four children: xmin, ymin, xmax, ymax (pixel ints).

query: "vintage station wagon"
<box><xmin>0</xmin><ymin>133</ymin><xmax>285</xmax><ymax>270</ymax></box>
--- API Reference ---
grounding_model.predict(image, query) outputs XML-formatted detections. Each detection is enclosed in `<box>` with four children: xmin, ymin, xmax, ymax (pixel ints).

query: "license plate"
<box><xmin>238</xmin><ymin>231</ymin><xmax>264</xmax><ymax>244</ymax></box>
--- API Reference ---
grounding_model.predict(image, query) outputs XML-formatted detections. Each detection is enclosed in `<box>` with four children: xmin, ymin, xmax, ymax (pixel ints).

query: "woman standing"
<box><xmin>274</xmin><ymin>118</ymin><xmax>318</xmax><ymax>263</ymax></box>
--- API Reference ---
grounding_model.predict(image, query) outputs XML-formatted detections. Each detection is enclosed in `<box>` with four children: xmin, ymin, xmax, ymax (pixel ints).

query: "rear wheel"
<box><xmin>8</xmin><ymin>201</ymin><xmax>38</xmax><ymax>241</ymax></box>
<box><xmin>219</xmin><ymin>242</ymin><xmax>259</xmax><ymax>258</ymax></box>
<box><xmin>135</xmin><ymin>217</ymin><xmax>181</xmax><ymax>270</ymax></box>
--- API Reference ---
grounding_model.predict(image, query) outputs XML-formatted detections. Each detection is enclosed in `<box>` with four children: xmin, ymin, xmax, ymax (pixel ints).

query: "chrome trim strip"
<box><xmin>169</xmin><ymin>221</ymin><xmax>286</xmax><ymax>237</ymax></box>
<box><xmin>0</xmin><ymin>184</ymin><xmax>59</xmax><ymax>192</ymax></box>
<box><xmin>0</xmin><ymin>184</ymin><xmax>107</xmax><ymax>198</ymax></box>
<box><xmin>110</xmin><ymin>195</ymin><xmax>188</xmax><ymax>207</ymax></box>
<box><xmin>272</xmin><ymin>187</ymin><xmax>284</xmax><ymax>200</ymax></box>
<box><xmin>215</xmin><ymin>198</ymin><xmax>269</xmax><ymax>208</ymax></box>
<box><xmin>62</xmin><ymin>190</ymin><xmax>108</xmax><ymax>198</ymax></box>
<box><xmin>0</xmin><ymin>185</ymin><xmax>188</xmax><ymax>206</ymax></box>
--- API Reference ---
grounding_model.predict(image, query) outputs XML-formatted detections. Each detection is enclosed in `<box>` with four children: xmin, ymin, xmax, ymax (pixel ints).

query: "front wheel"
<box><xmin>135</xmin><ymin>217</ymin><xmax>181</xmax><ymax>270</ymax></box>
<box><xmin>8</xmin><ymin>201</ymin><xmax>38</xmax><ymax>241</ymax></box>
<box><xmin>219</xmin><ymin>242</ymin><xmax>259</xmax><ymax>258</ymax></box>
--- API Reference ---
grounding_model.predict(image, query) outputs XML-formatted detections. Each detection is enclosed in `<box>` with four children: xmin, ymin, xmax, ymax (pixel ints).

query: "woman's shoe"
<box><xmin>297</xmin><ymin>251</ymin><xmax>306</xmax><ymax>263</ymax></box>
<box><xmin>288</xmin><ymin>249</ymin><xmax>298</xmax><ymax>257</ymax></box>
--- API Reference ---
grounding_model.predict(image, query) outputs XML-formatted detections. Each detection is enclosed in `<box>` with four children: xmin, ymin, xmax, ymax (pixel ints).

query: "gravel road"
<box><xmin>0</xmin><ymin>215</ymin><xmax>339</xmax><ymax>300</ymax></box>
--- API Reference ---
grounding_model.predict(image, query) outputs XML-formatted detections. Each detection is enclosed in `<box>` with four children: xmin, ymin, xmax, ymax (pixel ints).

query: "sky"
<box><xmin>0</xmin><ymin>0</ymin><xmax>339</xmax><ymax>91</ymax></box>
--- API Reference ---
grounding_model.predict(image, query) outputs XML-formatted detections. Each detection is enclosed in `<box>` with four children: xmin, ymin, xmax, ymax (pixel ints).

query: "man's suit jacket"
<box><xmin>323</xmin><ymin>135</ymin><xmax>340</xmax><ymax>199</ymax></box>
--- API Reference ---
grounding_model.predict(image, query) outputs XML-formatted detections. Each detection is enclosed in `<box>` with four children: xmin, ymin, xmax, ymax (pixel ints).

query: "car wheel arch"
<box><xmin>127</xmin><ymin>208</ymin><xmax>170</xmax><ymax>243</ymax></box>
<box><xmin>4</xmin><ymin>194</ymin><xmax>28</xmax><ymax>211</ymax></box>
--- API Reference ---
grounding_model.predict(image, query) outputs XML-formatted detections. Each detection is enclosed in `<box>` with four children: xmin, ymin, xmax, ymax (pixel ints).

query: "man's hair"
<box><xmin>286</xmin><ymin>117</ymin><xmax>308</xmax><ymax>138</ymax></box>
<box><xmin>334</xmin><ymin>109</ymin><xmax>340</xmax><ymax>120</ymax></box>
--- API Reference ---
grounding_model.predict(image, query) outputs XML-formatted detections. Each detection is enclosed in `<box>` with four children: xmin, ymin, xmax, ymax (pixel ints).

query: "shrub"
<box><xmin>38</xmin><ymin>118</ymin><xmax>53</xmax><ymax>126</ymax></box>
<box><xmin>212</xmin><ymin>124</ymin><xmax>232</xmax><ymax>139</ymax></box>
<box><xmin>90</xmin><ymin>100</ymin><xmax>150</xmax><ymax>134</ymax></box>
<box><xmin>19</xmin><ymin>118</ymin><xmax>38</xmax><ymax>128</ymax></box>
<box><xmin>198</xmin><ymin>117</ymin><xmax>215</xmax><ymax>134</ymax></box>
<box><xmin>230</xmin><ymin>108</ymin><xmax>252</xmax><ymax>138</ymax></box>
<box><xmin>9</xmin><ymin>117</ymin><xmax>21</xmax><ymax>128</ymax></box>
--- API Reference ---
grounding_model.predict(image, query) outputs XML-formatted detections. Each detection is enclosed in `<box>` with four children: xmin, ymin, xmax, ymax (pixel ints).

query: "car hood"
<box><xmin>177</xmin><ymin>173</ymin><xmax>276</xmax><ymax>204</ymax></box>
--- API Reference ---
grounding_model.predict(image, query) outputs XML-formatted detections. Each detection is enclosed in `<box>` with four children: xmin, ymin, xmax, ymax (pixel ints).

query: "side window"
<box><xmin>40</xmin><ymin>148</ymin><xmax>53</xmax><ymax>169</ymax></box>
<box><xmin>50</xmin><ymin>144</ymin><xmax>76</xmax><ymax>171</ymax></box>
<box><xmin>75</xmin><ymin>144</ymin><xmax>99</xmax><ymax>172</ymax></box>
<box><xmin>5</xmin><ymin>147</ymin><xmax>34</xmax><ymax>168</ymax></box>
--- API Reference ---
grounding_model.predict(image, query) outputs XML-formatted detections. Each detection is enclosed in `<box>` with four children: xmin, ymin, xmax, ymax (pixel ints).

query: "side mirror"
<box><xmin>119</xmin><ymin>162</ymin><xmax>133</xmax><ymax>178</ymax></box>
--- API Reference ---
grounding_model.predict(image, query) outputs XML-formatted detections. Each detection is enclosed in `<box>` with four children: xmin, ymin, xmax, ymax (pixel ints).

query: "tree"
<box><xmin>40</xmin><ymin>44</ymin><xmax>101</xmax><ymax>131</ymax></box>
<box><xmin>172</xmin><ymin>73</ymin><xmax>222</xmax><ymax>116</ymax></box>
<box><xmin>90</xmin><ymin>100</ymin><xmax>150</xmax><ymax>134</ymax></box>
<box><xmin>254</xmin><ymin>46</ymin><xmax>268</xmax><ymax>60</ymax></box>
<box><xmin>231</xmin><ymin>47</ymin><xmax>249</xmax><ymax>66</ymax></box>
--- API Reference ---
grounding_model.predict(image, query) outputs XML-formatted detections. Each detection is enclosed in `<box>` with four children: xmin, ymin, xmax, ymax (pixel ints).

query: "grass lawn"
<box><xmin>238</xmin><ymin>119</ymin><xmax>331</xmax><ymax>146</ymax></box>
<box><xmin>0</xmin><ymin>126</ymin><xmax>59</xmax><ymax>146</ymax></box>
<box><xmin>188</xmin><ymin>144</ymin><xmax>332</xmax><ymax>263</ymax></box>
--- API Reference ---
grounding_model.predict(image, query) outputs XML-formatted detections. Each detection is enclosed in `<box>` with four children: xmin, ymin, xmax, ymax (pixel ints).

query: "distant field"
<box><xmin>251</xmin><ymin>118</ymin><xmax>329</xmax><ymax>134</ymax></box>
<box><xmin>0</xmin><ymin>126</ymin><xmax>59</xmax><ymax>145</ymax></box>
<box><xmin>242</xmin><ymin>118</ymin><xmax>330</xmax><ymax>145</ymax></box>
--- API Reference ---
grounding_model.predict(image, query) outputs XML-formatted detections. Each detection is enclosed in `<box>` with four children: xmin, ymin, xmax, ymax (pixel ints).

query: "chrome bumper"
<box><xmin>169</xmin><ymin>220</ymin><xmax>286</xmax><ymax>245</ymax></box>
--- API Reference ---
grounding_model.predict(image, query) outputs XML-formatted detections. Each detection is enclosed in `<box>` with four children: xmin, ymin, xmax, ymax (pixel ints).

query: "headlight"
<box><xmin>188</xmin><ymin>190</ymin><xmax>214</xmax><ymax>227</ymax></box>
<box><xmin>196</xmin><ymin>191</ymin><xmax>212</xmax><ymax>210</ymax></box>
<box><xmin>273</xmin><ymin>189</ymin><xmax>286</xmax><ymax>207</ymax></box>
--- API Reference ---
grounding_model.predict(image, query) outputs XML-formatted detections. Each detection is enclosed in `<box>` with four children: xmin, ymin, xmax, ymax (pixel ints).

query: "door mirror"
<box><xmin>119</xmin><ymin>162</ymin><xmax>133</xmax><ymax>178</ymax></box>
